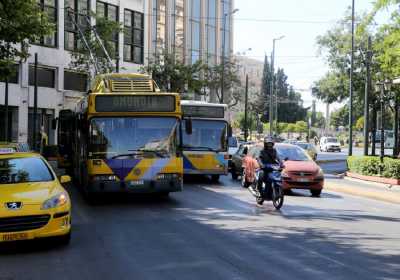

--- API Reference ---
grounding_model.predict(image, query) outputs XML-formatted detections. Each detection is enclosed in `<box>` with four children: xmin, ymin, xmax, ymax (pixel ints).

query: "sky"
<box><xmin>233</xmin><ymin>0</ymin><xmax>390</xmax><ymax>114</ymax></box>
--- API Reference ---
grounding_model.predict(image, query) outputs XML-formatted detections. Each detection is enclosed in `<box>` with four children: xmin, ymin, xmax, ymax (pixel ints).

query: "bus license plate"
<box><xmin>129</xmin><ymin>180</ymin><xmax>144</xmax><ymax>187</ymax></box>
<box><xmin>2</xmin><ymin>232</ymin><xmax>29</xmax><ymax>242</ymax></box>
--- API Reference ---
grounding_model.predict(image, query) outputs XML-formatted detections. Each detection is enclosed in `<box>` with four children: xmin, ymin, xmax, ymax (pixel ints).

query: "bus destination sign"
<box><xmin>95</xmin><ymin>95</ymin><xmax>176</xmax><ymax>112</ymax></box>
<box><xmin>182</xmin><ymin>106</ymin><xmax>225</xmax><ymax>118</ymax></box>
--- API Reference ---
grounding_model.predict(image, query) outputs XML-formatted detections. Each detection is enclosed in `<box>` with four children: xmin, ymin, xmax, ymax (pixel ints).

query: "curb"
<box><xmin>316</xmin><ymin>159</ymin><xmax>347</xmax><ymax>164</ymax></box>
<box><xmin>325</xmin><ymin>182</ymin><xmax>400</xmax><ymax>204</ymax></box>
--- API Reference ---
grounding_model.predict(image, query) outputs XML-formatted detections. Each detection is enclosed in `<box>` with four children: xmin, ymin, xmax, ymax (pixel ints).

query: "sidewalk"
<box><xmin>325</xmin><ymin>176</ymin><xmax>400</xmax><ymax>204</ymax></box>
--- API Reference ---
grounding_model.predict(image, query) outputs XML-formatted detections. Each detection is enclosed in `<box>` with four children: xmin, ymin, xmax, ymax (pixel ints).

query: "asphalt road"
<box><xmin>1</xmin><ymin>176</ymin><xmax>399</xmax><ymax>280</ymax></box>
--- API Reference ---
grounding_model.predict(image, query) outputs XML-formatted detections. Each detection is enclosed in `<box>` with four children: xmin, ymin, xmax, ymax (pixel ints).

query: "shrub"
<box><xmin>347</xmin><ymin>156</ymin><xmax>400</xmax><ymax>179</ymax></box>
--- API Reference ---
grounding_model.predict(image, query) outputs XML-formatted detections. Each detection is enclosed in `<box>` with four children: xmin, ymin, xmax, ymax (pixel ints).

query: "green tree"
<box><xmin>0</xmin><ymin>0</ymin><xmax>53</xmax><ymax>79</ymax></box>
<box><xmin>143</xmin><ymin>51</ymin><xmax>206</xmax><ymax>96</ymax></box>
<box><xmin>204</xmin><ymin>59</ymin><xmax>241</xmax><ymax>106</ymax></box>
<box><xmin>257</xmin><ymin>55</ymin><xmax>273</xmax><ymax>118</ymax></box>
<box><xmin>330</xmin><ymin>106</ymin><xmax>349</xmax><ymax>129</ymax></box>
<box><xmin>295</xmin><ymin>121</ymin><xmax>308</xmax><ymax>134</ymax></box>
<box><xmin>355</xmin><ymin>116</ymin><xmax>364</xmax><ymax>131</ymax></box>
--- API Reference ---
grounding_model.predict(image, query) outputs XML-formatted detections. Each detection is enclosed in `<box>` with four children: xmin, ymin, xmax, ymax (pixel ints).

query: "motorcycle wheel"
<box><xmin>271</xmin><ymin>183</ymin><xmax>284</xmax><ymax>210</ymax></box>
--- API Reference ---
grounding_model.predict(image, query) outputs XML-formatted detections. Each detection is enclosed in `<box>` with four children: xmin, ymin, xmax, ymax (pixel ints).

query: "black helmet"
<box><xmin>264</xmin><ymin>136</ymin><xmax>275</xmax><ymax>146</ymax></box>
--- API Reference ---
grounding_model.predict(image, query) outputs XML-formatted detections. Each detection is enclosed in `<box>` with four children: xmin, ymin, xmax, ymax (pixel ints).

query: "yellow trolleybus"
<box><xmin>58</xmin><ymin>73</ymin><xmax>185</xmax><ymax>197</ymax></box>
<box><xmin>181</xmin><ymin>101</ymin><xmax>231</xmax><ymax>182</ymax></box>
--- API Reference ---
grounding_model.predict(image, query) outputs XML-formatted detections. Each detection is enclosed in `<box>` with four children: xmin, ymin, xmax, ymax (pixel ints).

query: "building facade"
<box><xmin>0</xmin><ymin>0</ymin><xmax>234</xmax><ymax>145</ymax></box>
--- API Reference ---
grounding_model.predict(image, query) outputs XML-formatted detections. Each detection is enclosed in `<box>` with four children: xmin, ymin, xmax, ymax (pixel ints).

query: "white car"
<box><xmin>320</xmin><ymin>137</ymin><xmax>341</xmax><ymax>152</ymax></box>
<box><xmin>228</xmin><ymin>136</ymin><xmax>240</xmax><ymax>156</ymax></box>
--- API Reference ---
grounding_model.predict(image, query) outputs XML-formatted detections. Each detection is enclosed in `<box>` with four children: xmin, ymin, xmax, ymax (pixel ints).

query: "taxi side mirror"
<box><xmin>60</xmin><ymin>175</ymin><xmax>71</xmax><ymax>184</ymax></box>
<box><xmin>185</xmin><ymin>118</ymin><xmax>192</xmax><ymax>135</ymax></box>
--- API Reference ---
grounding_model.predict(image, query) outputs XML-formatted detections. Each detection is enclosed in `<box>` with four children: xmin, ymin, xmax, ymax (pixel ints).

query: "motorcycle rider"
<box><xmin>256</xmin><ymin>137</ymin><xmax>280</xmax><ymax>198</ymax></box>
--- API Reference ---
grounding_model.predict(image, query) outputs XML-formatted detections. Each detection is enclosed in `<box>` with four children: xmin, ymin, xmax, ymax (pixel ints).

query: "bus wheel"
<box><xmin>211</xmin><ymin>175</ymin><xmax>220</xmax><ymax>183</ymax></box>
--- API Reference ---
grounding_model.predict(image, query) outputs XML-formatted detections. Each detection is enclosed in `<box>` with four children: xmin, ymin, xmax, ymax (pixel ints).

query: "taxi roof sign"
<box><xmin>0</xmin><ymin>148</ymin><xmax>16</xmax><ymax>154</ymax></box>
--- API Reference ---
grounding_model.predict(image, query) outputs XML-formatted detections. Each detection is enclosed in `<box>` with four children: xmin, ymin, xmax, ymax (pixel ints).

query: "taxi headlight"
<box><xmin>281</xmin><ymin>170</ymin><xmax>290</xmax><ymax>179</ymax></box>
<box><xmin>41</xmin><ymin>193</ymin><xmax>69</xmax><ymax>210</ymax></box>
<box><xmin>316</xmin><ymin>168</ymin><xmax>324</xmax><ymax>179</ymax></box>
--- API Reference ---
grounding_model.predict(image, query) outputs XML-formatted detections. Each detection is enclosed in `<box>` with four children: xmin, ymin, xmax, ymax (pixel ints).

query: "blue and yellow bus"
<box><xmin>58</xmin><ymin>73</ymin><xmax>185</xmax><ymax>198</ymax></box>
<box><xmin>181</xmin><ymin>101</ymin><xmax>231</xmax><ymax>182</ymax></box>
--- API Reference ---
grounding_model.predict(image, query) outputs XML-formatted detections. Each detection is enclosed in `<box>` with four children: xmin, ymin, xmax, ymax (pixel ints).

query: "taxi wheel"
<box><xmin>311</xmin><ymin>190</ymin><xmax>322</xmax><ymax>197</ymax></box>
<box><xmin>57</xmin><ymin>231</ymin><xmax>71</xmax><ymax>246</ymax></box>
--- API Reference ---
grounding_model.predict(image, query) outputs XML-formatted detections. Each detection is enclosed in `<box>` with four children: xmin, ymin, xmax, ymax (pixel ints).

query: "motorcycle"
<box><xmin>247</xmin><ymin>163</ymin><xmax>284</xmax><ymax>210</ymax></box>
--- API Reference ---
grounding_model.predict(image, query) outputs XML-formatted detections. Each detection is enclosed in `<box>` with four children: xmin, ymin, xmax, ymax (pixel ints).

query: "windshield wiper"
<box><xmin>182</xmin><ymin>145</ymin><xmax>220</xmax><ymax>153</ymax></box>
<box><xmin>111</xmin><ymin>151</ymin><xmax>144</xmax><ymax>159</ymax></box>
<box><xmin>137</xmin><ymin>149</ymin><xmax>168</xmax><ymax>158</ymax></box>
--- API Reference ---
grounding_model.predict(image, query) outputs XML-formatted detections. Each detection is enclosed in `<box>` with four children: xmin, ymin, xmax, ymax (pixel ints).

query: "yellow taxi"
<box><xmin>0</xmin><ymin>148</ymin><xmax>71</xmax><ymax>245</ymax></box>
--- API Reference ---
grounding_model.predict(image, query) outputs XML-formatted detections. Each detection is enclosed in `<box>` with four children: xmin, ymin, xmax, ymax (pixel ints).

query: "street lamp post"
<box><xmin>348</xmin><ymin>0</ymin><xmax>355</xmax><ymax>156</ymax></box>
<box><xmin>220</xmin><ymin>8</ymin><xmax>239</xmax><ymax>104</ymax></box>
<box><xmin>269</xmin><ymin>36</ymin><xmax>284</xmax><ymax>137</ymax></box>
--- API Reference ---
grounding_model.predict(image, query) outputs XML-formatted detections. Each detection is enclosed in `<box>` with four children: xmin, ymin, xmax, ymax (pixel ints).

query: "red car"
<box><xmin>248</xmin><ymin>143</ymin><xmax>324</xmax><ymax>196</ymax></box>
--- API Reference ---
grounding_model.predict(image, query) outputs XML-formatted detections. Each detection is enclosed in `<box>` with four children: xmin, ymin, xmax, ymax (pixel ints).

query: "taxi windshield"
<box><xmin>0</xmin><ymin>157</ymin><xmax>54</xmax><ymax>184</ymax></box>
<box><xmin>276</xmin><ymin>146</ymin><xmax>310</xmax><ymax>161</ymax></box>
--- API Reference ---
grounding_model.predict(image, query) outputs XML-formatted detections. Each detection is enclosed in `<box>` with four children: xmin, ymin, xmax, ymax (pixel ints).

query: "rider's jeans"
<box><xmin>257</xmin><ymin>170</ymin><xmax>272</xmax><ymax>197</ymax></box>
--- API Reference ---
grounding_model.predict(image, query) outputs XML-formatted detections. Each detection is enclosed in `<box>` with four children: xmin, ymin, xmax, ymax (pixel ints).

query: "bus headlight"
<box><xmin>92</xmin><ymin>175</ymin><xmax>117</xmax><ymax>181</ymax></box>
<box><xmin>42</xmin><ymin>193</ymin><xmax>69</xmax><ymax>210</ymax></box>
<box><xmin>156</xmin><ymin>173</ymin><xmax>180</xmax><ymax>180</ymax></box>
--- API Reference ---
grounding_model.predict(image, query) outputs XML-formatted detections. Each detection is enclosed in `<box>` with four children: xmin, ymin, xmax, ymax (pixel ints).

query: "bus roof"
<box><xmin>91</xmin><ymin>73</ymin><xmax>160</xmax><ymax>93</ymax></box>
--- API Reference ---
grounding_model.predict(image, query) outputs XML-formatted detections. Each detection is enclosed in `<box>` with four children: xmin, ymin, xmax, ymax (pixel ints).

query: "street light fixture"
<box><xmin>269</xmin><ymin>35</ymin><xmax>285</xmax><ymax>136</ymax></box>
<box><xmin>221</xmin><ymin>8</ymin><xmax>239</xmax><ymax>104</ymax></box>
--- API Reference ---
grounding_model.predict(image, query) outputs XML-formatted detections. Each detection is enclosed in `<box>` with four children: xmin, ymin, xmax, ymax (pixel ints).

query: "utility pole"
<box><xmin>348</xmin><ymin>0</ymin><xmax>355</xmax><ymax>156</ymax></box>
<box><xmin>220</xmin><ymin>12</ymin><xmax>227</xmax><ymax>104</ymax></box>
<box><xmin>380</xmin><ymin>85</ymin><xmax>385</xmax><ymax>164</ymax></box>
<box><xmin>371</xmin><ymin>104</ymin><xmax>377</xmax><ymax>156</ymax></box>
<box><xmin>394</xmin><ymin>98</ymin><xmax>399</xmax><ymax>157</ymax></box>
<box><xmin>363</xmin><ymin>36</ymin><xmax>372</xmax><ymax>156</ymax></box>
<box><xmin>33</xmin><ymin>53</ymin><xmax>38</xmax><ymax>151</ymax></box>
<box><xmin>244</xmin><ymin>74</ymin><xmax>249</xmax><ymax>141</ymax></box>
<box><xmin>4</xmin><ymin>78</ymin><xmax>8</xmax><ymax>142</ymax></box>
<box><xmin>269</xmin><ymin>47</ymin><xmax>274</xmax><ymax>136</ymax></box>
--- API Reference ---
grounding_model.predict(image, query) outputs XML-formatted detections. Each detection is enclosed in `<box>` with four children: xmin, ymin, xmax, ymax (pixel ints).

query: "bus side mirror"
<box><xmin>51</xmin><ymin>118</ymin><xmax>57</xmax><ymax>130</ymax></box>
<box><xmin>185</xmin><ymin>118</ymin><xmax>192</xmax><ymax>135</ymax></box>
<box><xmin>228</xmin><ymin>125</ymin><xmax>233</xmax><ymax>137</ymax></box>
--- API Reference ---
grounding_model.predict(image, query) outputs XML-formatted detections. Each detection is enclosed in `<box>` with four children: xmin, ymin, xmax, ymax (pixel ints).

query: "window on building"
<box><xmin>29</xmin><ymin>66</ymin><xmax>56</xmax><ymax>88</ymax></box>
<box><xmin>124</xmin><ymin>9</ymin><xmax>144</xmax><ymax>64</ymax></box>
<box><xmin>64</xmin><ymin>0</ymin><xmax>90</xmax><ymax>51</ymax></box>
<box><xmin>206</xmin><ymin>0</ymin><xmax>217</xmax><ymax>64</ymax></box>
<box><xmin>173</xmin><ymin>0</ymin><xmax>185</xmax><ymax>62</ymax></box>
<box><xmin>97</xmin><ymin>1</ymin><xmax>119</xmax><ymax>58</ymax></box>
<box><xmin>64</xmin><ymin>71</ymin><xmax>87</xmax><ymax>92</ymax></box>
<box><xmin>152</xmin><ymin>0</ymin><xmax>167</xmax><ymax>58</ymax></box>
<box><xmin>0</xmin><ymin>64</ymin><xmax>19</xmax><ymax>84</ymax></box>
<box><xmin>190</xmin><ymin>0</ymin><xmax>201</xmax><ymax>64</ymax></box>
<box><xmin>35</xmin><ymin>0</ymin><xmax>58</xmax><ymax>47</ymax></box>
<box><xmin>221</xmin><ymin>0</ymin><xmax>231</xmax><ymax>57</ymax></box>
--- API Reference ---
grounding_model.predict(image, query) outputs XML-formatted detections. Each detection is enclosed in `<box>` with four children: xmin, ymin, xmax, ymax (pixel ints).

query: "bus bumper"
<box><xmin>87</xmin><ymin>178</ymin><xmax>183</xmax><ymax>194</ymax></box>
<box><xmin>184</xmin><ymin>169</ymin><xmax>228</xmax><ymax>176</ymax></box>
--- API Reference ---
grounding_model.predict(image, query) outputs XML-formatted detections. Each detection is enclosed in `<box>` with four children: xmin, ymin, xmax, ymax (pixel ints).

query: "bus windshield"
<box><xmin>89</xmin><ymin>117</ymin><xmax>178</xmax><ymax>159</ymax></box>
<box><xmin>182</xmin><ymin>120</ymin><xmax>228</xmax><ymax>152</ymax></box>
